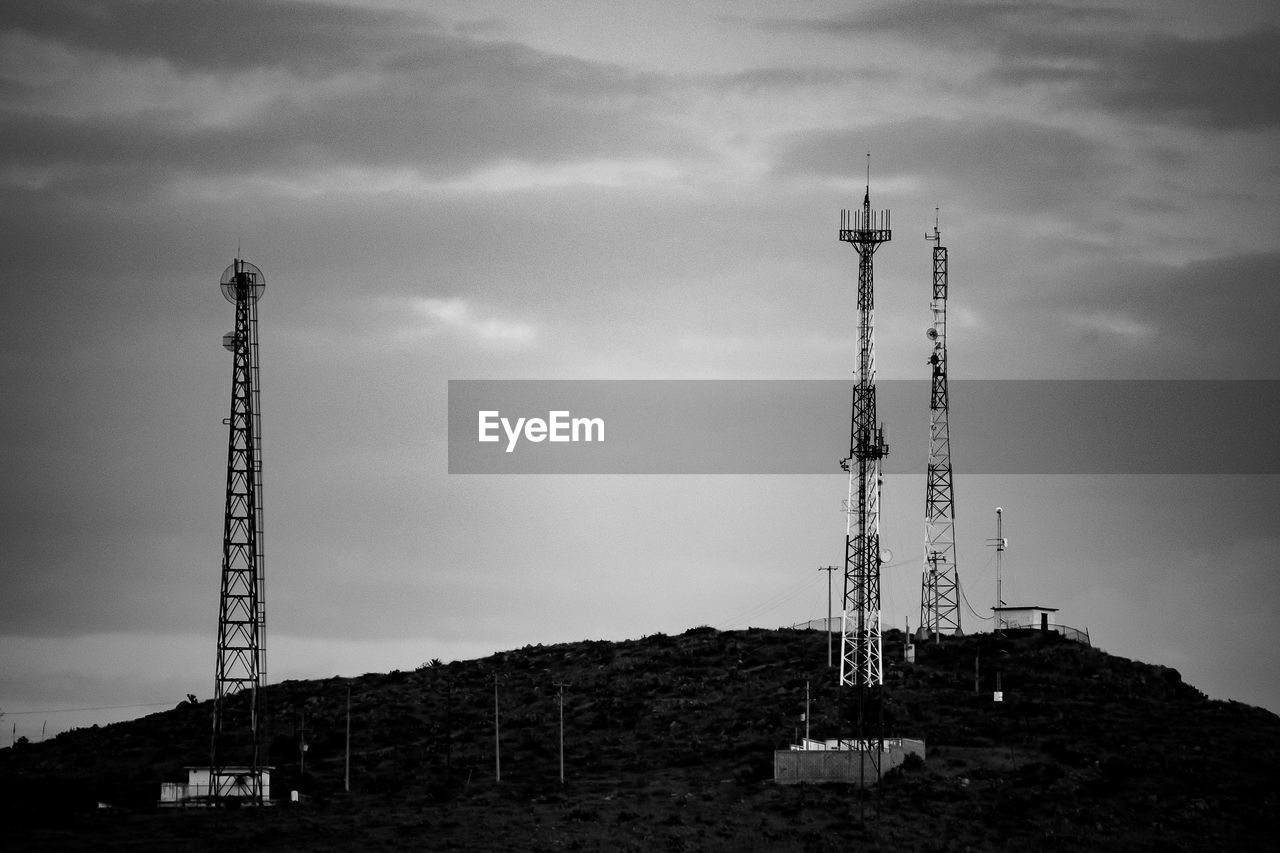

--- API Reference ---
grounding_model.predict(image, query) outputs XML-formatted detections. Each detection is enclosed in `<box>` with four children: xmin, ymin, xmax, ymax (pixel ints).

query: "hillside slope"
<box><xmin>2</xmin><ymin>627</ymin><xmax>1277</xmax><ymax>851</ymax></box>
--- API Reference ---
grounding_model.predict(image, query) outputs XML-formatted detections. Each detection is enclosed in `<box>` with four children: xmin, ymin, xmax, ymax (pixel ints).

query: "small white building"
<box><xmin>993</xmin><ymin>605</ymin><xmax>1057</xmax><ymax>633</ymax></box>
<box><xmin>159</xmin><ymin>767</ymin><xmax>271</xmax><ymax>806</ymax></box>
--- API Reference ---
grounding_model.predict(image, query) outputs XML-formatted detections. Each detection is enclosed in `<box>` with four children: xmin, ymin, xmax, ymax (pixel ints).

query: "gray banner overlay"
<box><xmin>447</xmin><ymin>380</ymin><xmax>1280</xmax><ymax>474</ymax></box>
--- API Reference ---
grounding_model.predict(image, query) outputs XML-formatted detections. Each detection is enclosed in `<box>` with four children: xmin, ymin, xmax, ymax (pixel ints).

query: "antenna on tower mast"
<box><xmin>837</xmin><ymin>161</ymin><xmax>891</xmax><ymax>785</ymax></box>
<box><xmin>919</xmin><ymin>208</ymin><xmax>961</xmax><ymax>640</ymax></box>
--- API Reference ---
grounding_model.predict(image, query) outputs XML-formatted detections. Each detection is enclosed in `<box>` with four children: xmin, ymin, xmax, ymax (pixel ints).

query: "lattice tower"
<box><xmin>919</xmin><ymin>217</ymin><xmax>962</xmax><ymax>637</ymax></box>
<box><xmin>211</xmin><ymin>258</ymin><xmax>267</xmax><ymax>805</ymax></box>
<box><xmin>838</xmin><ymin>182</ymin><xmax>891</xmax><ymax>777</ymax></box>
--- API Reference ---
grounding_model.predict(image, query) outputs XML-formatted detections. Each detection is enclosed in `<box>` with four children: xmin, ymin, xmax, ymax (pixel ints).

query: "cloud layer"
<box><xmin>3</xmin><ymin>0</ymin><xmax>1279</xmax><ymax>732</ymax></box>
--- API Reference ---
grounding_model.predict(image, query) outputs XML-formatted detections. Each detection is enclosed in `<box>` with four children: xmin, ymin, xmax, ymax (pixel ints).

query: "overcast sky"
<box><xmin>2</xmin><ymin>0</ymin><xmax>1279</xmax><ymax>739</ymax></box>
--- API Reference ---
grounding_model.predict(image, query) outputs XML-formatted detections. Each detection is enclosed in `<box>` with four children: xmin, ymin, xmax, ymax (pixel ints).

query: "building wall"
<box><xmin>997</xmin><ymin>608</ymin><xmax>1056</xmax><ymax>628</ymax></box>
<box><xmin>773</xmin><ymin>739</ymin><xmax>925</xmax><ymax>786</ymax></box>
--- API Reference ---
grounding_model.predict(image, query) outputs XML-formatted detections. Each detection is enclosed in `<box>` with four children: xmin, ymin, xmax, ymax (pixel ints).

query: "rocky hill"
<box><xmin>2</xmin><ymin>627</ymin><xmax>1277</xmax><ymax>851</ymax></box>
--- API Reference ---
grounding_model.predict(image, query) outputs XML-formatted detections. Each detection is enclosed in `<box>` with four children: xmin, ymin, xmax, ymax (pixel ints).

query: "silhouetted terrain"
<box><xmin>2</xmin><ymin>627</ymin><xmax>1277</xmax><ymax>851</ymax></box>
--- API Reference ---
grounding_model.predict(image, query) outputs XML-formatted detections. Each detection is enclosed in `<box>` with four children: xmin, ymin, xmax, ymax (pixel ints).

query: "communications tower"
<box><xmin>838</xmin><ymin>174</ymin><xmax>891</xmax><ymax>778</ymax></box>
<box><xmin>919</xmin><ymin>214</ymin><xmax>961</xmax><ymax>637</ymax></box>
<box><xmin>211</xmin><ymin>258</ymin><xmax>267</xmax><ymax>805</ymax></box>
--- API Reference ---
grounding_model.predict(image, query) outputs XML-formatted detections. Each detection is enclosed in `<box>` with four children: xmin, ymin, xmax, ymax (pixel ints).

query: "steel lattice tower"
<box><xmin>212</xmin><ymin>258</ymin><xmax>267</xmax><ymax>805</ymax></box>
<box><xmin>838</xmin><ymin>181</ymin><xmax>890</xmax><ymax>778</ymax></box>
<box><xmin>919</xmin><ymin>216</ymin><xmax>961</xmax><ymax>637</ymax></box>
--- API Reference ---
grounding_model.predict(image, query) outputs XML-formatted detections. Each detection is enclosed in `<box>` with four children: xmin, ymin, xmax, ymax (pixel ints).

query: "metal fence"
<box><xmin>789</xmin><ymin>618</ymin><xmax>1090</xmax><ymax>646</ymax></box>
<box><xmin>158</xmin><ymin>773</ymin><xmax>270</xmax><ymax>806</ymax></box>
<box><xmin>998</xmin><ymin>620</ymin><xmax>1091</xmax><ymax>645</ymax></box>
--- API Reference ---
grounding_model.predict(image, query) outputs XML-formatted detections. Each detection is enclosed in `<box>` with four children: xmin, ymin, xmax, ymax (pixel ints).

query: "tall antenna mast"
<box><xmin>919</xmin><ymin>210</ymin><xmax>961</xmax><ymax>638</ymax></box>
<box><xmin>838</xmin><ymin>158</ymin><xmax>891</xmax><ymax>780</ymax></box>
<box><xmin>988</xmin><ymin>507</ymin><xmax>1006</xmax><ymax>636</ymax></box>
<box><xmin>212</xmin><ymin>257</ymin><xmax>267</xmax><ymax>805</ymax></box>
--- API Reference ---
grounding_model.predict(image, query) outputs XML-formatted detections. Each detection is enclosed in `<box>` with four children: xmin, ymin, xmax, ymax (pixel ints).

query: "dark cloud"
<box><xmin>947</xmin><ymin>250</ymin><xmax>1280</xmax><ymax>379</ymax></box>
<box><xmin>752</xmin><ymin>2</ymin><xmax>1131</xmax><ymax>47</ymax></box>
<box><xmin>1</xmin><ymin>7</ymin><xmax>694</xmax><ymax>194</ymax></box>
<box><xmin>995</xmin><ymin>27</ymin><xmax>1280</xmax><ymax>131</ymax></box>
<box><xmin>772</xmin><ymin>115</ymin><xmax>1116</xmax><ymax>212</ymax></box>
<box><xmin>1052</xmin><ymin>251</ymin><xmax>1280</xmax><ymax>376</ymax></box>
<box><xmin>285</xmin><ymin>41</ymin><xmax>682</xmax><ymax>173</ymax></box>
<box><xmin>703</xmin><ymin>65</ymin><xmax>890</xmax><ymax>94</ymax></box>
<box><xmin>451</xmin><ymin>18</ymin><xmax>513</xmax><ymax>40</ymax></box>
<box><xmin>0</xmin><ymin>0</ymin><xmax>433</xmax><ymax>74</ymax></box>
<box><xmin>756</xmin><ymin>2</ymin><xmax>1280</xmax><ymax>130</ymax></box>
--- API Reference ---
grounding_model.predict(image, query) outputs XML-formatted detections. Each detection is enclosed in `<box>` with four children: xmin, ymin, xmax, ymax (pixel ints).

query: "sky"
<box><xmin>2</xmin><ymin>0</ymin><xmax>1279</xmax><ymax>740</ymax></box>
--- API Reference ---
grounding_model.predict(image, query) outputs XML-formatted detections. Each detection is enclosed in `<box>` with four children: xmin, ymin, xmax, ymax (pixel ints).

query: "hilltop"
<box><xmin>2</xmin><ymin>627</ymin><xmax>1277</xmax><ymax>851</ymax></box>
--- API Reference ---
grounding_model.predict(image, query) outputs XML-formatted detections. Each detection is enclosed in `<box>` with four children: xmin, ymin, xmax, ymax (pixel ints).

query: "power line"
<box><xmin>718</xmin><ymin>572</ymin><xmax>820</xmax><ymax>630</ymax></box>
<box><xmin>958</xmin><ymin>577</ymin><xmax>991</xmax><ymax>623</ymax></box>
<box><xmin>3</xmin><ymin>701</ymin><xmax>180</xmax><ymax>716</ymax></box>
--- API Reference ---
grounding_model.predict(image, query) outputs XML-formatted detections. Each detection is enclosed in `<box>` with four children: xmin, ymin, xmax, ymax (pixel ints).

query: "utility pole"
<box><xmin>554</xmin><ymin>681</ymin><xmax>570</xmax><ymax>786</ymax></box>
<box><xmin>494</xmin><ymin>674</ymin><xmax>501</xmax><ymax>783</ymax></box>
<box><xmin>805</xmin><ymin>681</ymin><xmax>811</xmax><ymax>743</ymax></box>
<box><xmin>445</xmin><ymin>674</ymin><xmax>453</xmax><ymax>785</ymax></box>
<box><xmin>818</xmin><ymin>565</ymin><xmax>839</xmax><ymax>667</ymax></box>
<box><xmin>344</xmin><ymin>685</ymin><xmax>351</xmax><ymax>793</ymax></box>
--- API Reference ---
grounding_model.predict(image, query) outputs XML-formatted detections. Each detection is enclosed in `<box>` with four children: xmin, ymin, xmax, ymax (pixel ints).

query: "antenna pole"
<box><xmin>987</xmin><ymin>508</ymin><xmax>1006</xmax><ymax>636</ymax></box>
<box><xmin>819</xmin><ymin>565</ymin><xmax>839</xmax><ymax>667</ymax></box>
<box><xmin>919</xmin><ymin>210</ymin><xmax>961</xmax><ymax>640</ymax></box>
<box><xmin>554</xmin><ymin>681</ymin><xmax>570</xmax><ymax>786</ymax></box>
<box><xmin>494</xmin><ymin>674</ymin><xmax>501</xmax><ymax>783</ymax></box>
<box><xmin>838</xmin><ymin>162</ymin><xmax>891</xmax><ymax>784</ymax></box>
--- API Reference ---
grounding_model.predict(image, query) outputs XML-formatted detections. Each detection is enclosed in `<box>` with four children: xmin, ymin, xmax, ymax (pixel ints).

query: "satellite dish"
<box><xmin>222</xmin><ymin>331</ymin><xmax>237</xmax><ymax>352</ymax></box>
<box><xmin>926</xmin><ymin>327</ymin><xmax>938</xmax><ymax>340</ymax></box>
<box><xmin>220</xmin><ymin>260</ymin><xmax>266</xmax><ymax>304</ymax></box>
<box><xmin>879</xmin><ymin>548</ymin><xmax>893</xmax><ymax>564</ymax></box>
